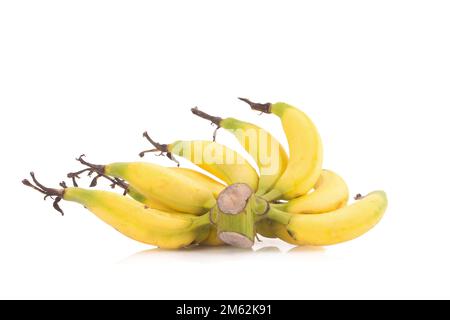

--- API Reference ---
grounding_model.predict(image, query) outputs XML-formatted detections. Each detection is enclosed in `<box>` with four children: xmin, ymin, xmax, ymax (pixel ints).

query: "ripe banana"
<box><xmin>113</xmin><ymin>167</ymin><xmax>224</xmax><ymax>211</ymax></box>
<box><xmin>265</xmin><ymin>191</ymin><xmax>388</xmax><ymax>246</ymax></box>
<box><xmin>140</xmin><ymin>133</ymin><xmax>259</xmax><ymax>191</ymax></box>
<box><xmin>106</xmin><ymin>163</ymin><xmax>219</xmax><ymax>215</ymax></box>
<box><xmin>103</xmin><ymin>165</ymin><xmax>225</xmax><ymax>246</ymax></box>
<box><xmin>128</xmin><ymin>185</ymin><xmax>225</xmax><ymax>246</ymax></box>
<box><xmin>172</xmin><ymin>167</ymin><xmax>225</xmax><ymax>198</ymax></box>
<box><xmin>71</xmin><ymin>156</ymin><xmax>217</xmax><ymax>215</ymax></box>
<box><xmin>257</xmin><ymin>169</ymin><xmax>349</xmax><ymax>238</ymax></box>
<box><xmin>126</xmin><ymin>186</ymin><xmax>177</xmax><ymax>212</ymax></box>
<box><xmin>202</xmin><ymin>226</ymin><xmax>226</xmax><ymax>246</ymax></box>
<box><xmin>191</xmin><ymin>107</ymin><xmax>288</xmax><ymax>196</ymax></box>
<box><xmin>23</xmin><ymin>174</ymin><xmax>211</xmax><ymax>249</ymax></box>
<box><xmin>274</xmin><ymin>169</ymin><xmax>349</xmax><ymax>214</ymax></box>
<box><xmin>240</xmin><ymin>98</ymin><xmax>323</xmax><ymax>201</ymax></box>
<box><xmin>127</xmin><ymin>190</ymin><xmax>225</xmax><ymax>246</ymax></box>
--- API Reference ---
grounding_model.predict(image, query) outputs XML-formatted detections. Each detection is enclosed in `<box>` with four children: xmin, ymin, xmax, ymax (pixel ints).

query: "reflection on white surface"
<box><xmin>119</xmin><ymin>238</ymin><xmax>326</xmax><ymax>264</ymax></box>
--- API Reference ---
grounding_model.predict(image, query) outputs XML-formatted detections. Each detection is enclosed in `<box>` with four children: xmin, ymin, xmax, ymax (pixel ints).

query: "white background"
<box><xmin>1</xmin><ymin>0</ymin><xmax>449</xmax><ymax>300</ymax></box>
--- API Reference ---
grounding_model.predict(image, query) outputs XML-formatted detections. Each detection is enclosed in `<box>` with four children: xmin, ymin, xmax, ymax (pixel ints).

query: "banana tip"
<box><xmin>354</xmin><ymin>194</ymin><xmax>363</xmax><ymax>200</ymax></box>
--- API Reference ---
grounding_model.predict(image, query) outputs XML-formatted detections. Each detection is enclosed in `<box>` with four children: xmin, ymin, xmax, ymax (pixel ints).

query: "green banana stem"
<box><xmin>213</xmin><ymin>183</ymin><xmax>256</xmax><ymax>248</ymax></box>
<box><xmin>265</xmin><ymin>206</ymin><xmax>292</xmax><ymax>226</ymax></box>
<box><xmin>192</xmin><ymin>212</ymin><xmax>212</xmax><ymax>229</ymax></box>
<box><xmin>192</xmin><ymin>213</ymin><xmax>213</xmax><ymax>244</ymax></box>
<box><xmin>249</xmin><ymin>195</ymin><xmax>270</xmax><ymax>222</ymax></box>
<box><xmin>215</xmin><ymin>205</ymin><xmax>255</xmax><ymax>248</ymax></box>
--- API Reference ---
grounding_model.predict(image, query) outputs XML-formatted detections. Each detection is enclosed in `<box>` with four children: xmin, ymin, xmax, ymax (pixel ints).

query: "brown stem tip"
<box><xmin>67</xmin><ymin>155</ymin><xmax>128</xmax><ymax>195</ymax></box>
<box><xmin>238</xmin><ymin>97</ymin><xmax>272</xmax><ymax>114</ymax></box>
<box><xmin>191</xmin><ymin>107</ymin><xmax>222</xmax><ymax>126</ymax></box>
<box><xmin>76</xmin><ymin>154</ymin><xmax>105</xmax><ymax>173</ymax></box>
<box><xmin>22</xmin><ymin>172</ymin><xmax>65</xmax><ymax>215</ymax></box>
<box><xmin>140</xmin><ymin>132</ymin><xmax>180</xmax><ymax>167</ymax></box>
<box><xmin>191</xmin><ymin>107</ymin><xmax>222</xmax><ymax>141</ymax></box>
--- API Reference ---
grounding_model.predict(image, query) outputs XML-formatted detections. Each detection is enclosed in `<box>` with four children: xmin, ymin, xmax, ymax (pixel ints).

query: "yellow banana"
<box><xmin>170</xmin><ymin>140</ymin><xmax>259</xmax><ymax>191</ymax></box>
<box><xmin>257</xmin><ymin>169</ymin><xmax>349</xmax><ymax>238</ymax></box>
<box><xmin>140</xmin><ymin>133</ymin><xmax>259</xmax><ymax>191</ymax></box>
<box><xmin>240</xmin><ymin>98</ymin><xmax>323</xmax><ymax>201</ymax></box>
<box><xmin>191</xmin><ymin>107</ymin><xmax>288</xmax><ymax>196</ymax></box>
<box><xmin>69</xmin><ymin>155</ymin><xmax>217</xmax><ymax>215</ymax></box>
<box><xmin>274</xmin><ymin>169</ymin><xmax>349</xmax><ymax>214</ymax></box>
<box><xmin>123</xmin><ymin>167</ymin><xmax>225</xmax><ymax>246</ymax></box>
<box><xmin>105</xmin><ymin>163</ymin><xmax>218</xmax><ymax>215</ymax></box>
<box><xmin>128</xmin><ymin>184</ymin><xmax>225</xmax><ymax>247</ymax></box>
<box><xmin>126</xmin><ymin>187</ymin><xmax>177</xmax><ymax>212</ymax></box>
<box><xmin>117</xmin><ymin>167</ymin><xmax>224</xmax><ymax>211</ymax></box>
<box><xmin>171</xmin><ymin>167</ymin><xmax>225</xmax><ymax>198</ymax></box>
<box><xmin>202</xmin><ymin>226</ymin><xmax>226</xmax><ymax>246</ymax></box>
<box><xmin>266</xmin><ymin>191</ymin><xmax>388</xmax><ymax>246</ymax></box>
<box><xmin>130</xmin><ymin>188</ymin><xmax>225</xmax><ymax>247</ymax></box>
<box><xmin>22</xmin><ymin>174</ymin><xmax>211</xmax><ymax>249</ymax></box>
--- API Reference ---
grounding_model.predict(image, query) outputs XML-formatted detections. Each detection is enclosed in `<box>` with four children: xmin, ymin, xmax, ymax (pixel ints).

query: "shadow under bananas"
<box><xmin>119</xmin><ymin>241</ymin><xmax>326</xmax><ymax>264</ymax></box>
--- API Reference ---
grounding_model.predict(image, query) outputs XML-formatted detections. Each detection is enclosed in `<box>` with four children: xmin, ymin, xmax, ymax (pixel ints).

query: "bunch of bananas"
<box><xmin>23</xmin><ymin>98</ymin><xmax>387</xmax><ymax>249</ymax></box>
